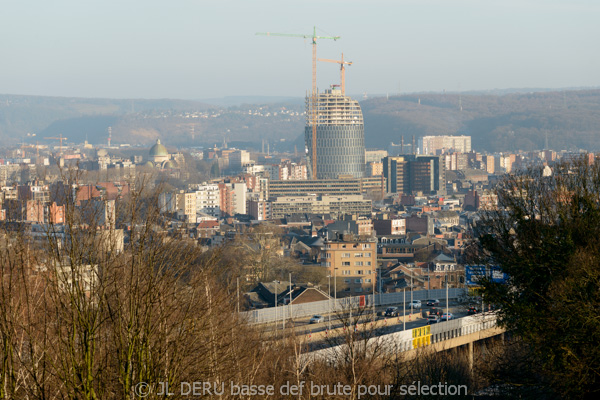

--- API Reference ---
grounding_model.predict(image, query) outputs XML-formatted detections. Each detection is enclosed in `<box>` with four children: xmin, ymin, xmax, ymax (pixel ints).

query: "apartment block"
<box><xmin>322</xmin><ymin>236</ymin><xmax>377</xmax><ymax>297</ymax></box>
<box><xmin>193</xmin><ymin>184</ymin><xmax>221</xmax><ymax>218</ymax></box>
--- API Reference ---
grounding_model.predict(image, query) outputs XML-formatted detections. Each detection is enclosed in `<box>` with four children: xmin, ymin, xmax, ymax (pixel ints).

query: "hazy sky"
<box><xmin>0</xmin><ymin>0</ymin><xmax>598</xmax><ymax>100</ymax></box>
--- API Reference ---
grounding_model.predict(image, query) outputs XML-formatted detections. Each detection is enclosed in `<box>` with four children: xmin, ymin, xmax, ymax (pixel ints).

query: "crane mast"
<box><xmin>44</xmin><ymin>134</ymin><xmax>68</xmax><ymax>155</ymax></box>
<box><xmin>257</xmin><ymin>27</ymin><xmax>340</xmax><ymax>179</ymax></box>
<box><xmin>318</xmin><ymin>52</ymin><xmax>353</xmax><ymax>95</ymax></box>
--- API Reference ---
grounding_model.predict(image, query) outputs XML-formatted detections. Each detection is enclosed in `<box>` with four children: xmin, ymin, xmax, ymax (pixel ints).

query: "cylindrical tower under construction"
<box><xmin>305</xmin><ymin>87</ymin><xmax>365</xmax><ymax>179</ymax></box>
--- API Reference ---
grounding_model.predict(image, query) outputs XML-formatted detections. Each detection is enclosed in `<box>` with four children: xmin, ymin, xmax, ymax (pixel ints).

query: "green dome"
<box><xmin>149</xmin><ymin>139</ymin><xmax>168</xmax><ymax>157</ymax></box>
<box><xmin>143</xmin><ymin>161</ymin><xmax>154</xmax><ymax>168</ymax></box>
<box><xmin>164</xmin><ymin>160</ymin><xmax>176</xmax><ymax>169</ymax></box>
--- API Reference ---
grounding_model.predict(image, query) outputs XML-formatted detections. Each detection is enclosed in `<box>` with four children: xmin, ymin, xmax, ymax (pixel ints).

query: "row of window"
<box><xmin>335</xmin><ymin>244</ymin><xmax>372</xmax><ymax>249</ymax></box>
<box><xmin>342</xmin><ymin>287</ymin><xmax>371</xmax><ymax>293</ymax></box>
<box><xmin>340</xmin><ymin>269</ymin><xmax>372</xmax><ymax>275</ymax></box>
<box><xmin>341</xmin><ymin>261</ymin><xmax>372</xmax><ymax>266</ymax></box>
<box><xmin>340</xmin><ymin>252</ymin><xmax>372</xmax><ymax>258</ymax></box>
<box><xmin>343</xmin><ymin>278</ymin><xmax>372</xmax><ymax>284</ymax></box>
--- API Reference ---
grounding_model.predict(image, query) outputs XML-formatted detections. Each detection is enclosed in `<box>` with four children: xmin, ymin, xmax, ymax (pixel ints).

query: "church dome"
<box><xmin>149</xmin><ymin>139</ymin><xmax>168</xmax><ymax>157</ymax></box>
<box><xmin>164</xmin><ymin>160</ymin><xmax>176</xmax><ymax>169</ymax></box>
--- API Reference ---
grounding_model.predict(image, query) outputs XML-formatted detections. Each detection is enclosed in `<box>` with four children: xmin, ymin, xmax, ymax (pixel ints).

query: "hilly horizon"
<box><xmin>3</xmin><ymin>88</ymin><xmax>600</xmax><ymax>154</ymax></box>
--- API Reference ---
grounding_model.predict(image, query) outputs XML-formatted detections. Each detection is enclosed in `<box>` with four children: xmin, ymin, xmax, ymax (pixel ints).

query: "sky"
<box><xmin>0</xmin><ymin>0</ymin><xmax>598</xmax><ymax>100</ymax></box>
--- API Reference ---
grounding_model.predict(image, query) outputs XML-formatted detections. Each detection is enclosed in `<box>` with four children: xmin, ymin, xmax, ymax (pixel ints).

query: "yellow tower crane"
<box><xmin>256</xmin><ymin>27</ymin><xmax>340</xmax><ymax>180</ymax></box>
<box><xmin>44</xmin><ymin>134</ymin><xmax>68</xmax><ymax>155</ymax></box>
<box><xmin>318</xmin><ymin>53</ymin><xmax>352</xmax><ymax>95</ymax></box>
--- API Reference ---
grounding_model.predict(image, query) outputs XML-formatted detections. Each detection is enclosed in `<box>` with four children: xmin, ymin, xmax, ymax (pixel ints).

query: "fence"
<box><xmin>240</xmin><ymin>287</ymin><xmax>467</xmax><ymax>325</ymax></box>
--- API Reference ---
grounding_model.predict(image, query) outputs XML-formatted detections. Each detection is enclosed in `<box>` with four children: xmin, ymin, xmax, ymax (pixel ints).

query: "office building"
<box><xmin>267</xmin><ymin>177</ymin><xmax>385</xmax><ymax>199</ymax></box>
<box><xmin>270</xmin><ymin>194</ymin><xmax>371</xmax><ymax>219</ymax></box>
<box><xmin>383</xmin><ymin>155</ymin><xmax>443</xmax><ymax>195</ymax></box>
<box><xmin>305</xmin><ymin>87</ymin><xmax>365</xmax><ymax>179</ymax></box>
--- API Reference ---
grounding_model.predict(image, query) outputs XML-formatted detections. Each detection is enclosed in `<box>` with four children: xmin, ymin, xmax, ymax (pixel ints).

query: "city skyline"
<box><xmin>0</xmin><ymin>0</ymin><xmax>598</xmax><ymax>100</ymax></box>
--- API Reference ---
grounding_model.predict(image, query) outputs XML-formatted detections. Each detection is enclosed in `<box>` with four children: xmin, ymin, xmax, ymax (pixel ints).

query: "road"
<box><xmin>261</xmin><ymin>300</ymin><xmax>468</xmax><ymax>348</ymax></box>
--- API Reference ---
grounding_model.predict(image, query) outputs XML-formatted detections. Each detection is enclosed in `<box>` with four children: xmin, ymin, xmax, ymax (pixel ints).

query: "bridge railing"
<box><xmin>303</xmin><ymin>312</ymin><xmax>499</xmax><ymax>364</ymax></box>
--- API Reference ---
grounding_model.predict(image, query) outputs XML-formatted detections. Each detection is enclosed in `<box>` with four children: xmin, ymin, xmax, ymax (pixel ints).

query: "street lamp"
<box><xmin>410</xmin><ymin>274</ymin><xmax>414</xmax><ymax>315</ymax></box>
<box><xmin>273</xmin><ymin>280</ymin><xmax>279</xmax><ymax>332</ymax></box>
<box><xmin>403</xmin><ymin>288</ymin><xmax>406</xmax><ymax>331</ymax></box>
<box><xmin>372</xmin><ymin>273</ymin><xmax>376</xmax><ymax>321</ymax></box>
<box><xmin>334</xmin><ymin>268</ymin><xmax>337</xmax><ymax>311</ymax></box>
<box><xmin>327</xmin><ymin>275</ymin><xmax>331</xmax><ymax>330</ymax></box>
<box><xmin>446</xmin><ymin>275</ymin><xmax>449</xmax><ymax>319</ymax></box>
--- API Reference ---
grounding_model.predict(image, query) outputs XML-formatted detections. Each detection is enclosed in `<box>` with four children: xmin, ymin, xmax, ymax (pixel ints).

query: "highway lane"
<box><xmin>259</xmin><ymin>300</ymin><xmax>470</xmax><ymax>346</ymax></box>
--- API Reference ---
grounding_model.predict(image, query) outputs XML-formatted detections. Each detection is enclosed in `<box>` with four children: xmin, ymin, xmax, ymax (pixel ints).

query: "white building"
<box><xmin>229</xmin><ymin>150</ymin><xmax>251</xmax><ymax>172</ymax></box>
<box><xmin>229</xmin><ymin>182</ymin><xmax>247</xmax><ymax>215</ymax></box>
<box><xmin>194</xmin><ymin>184</ymin><xmax>221</xmax><ymax>218</ymax></box>
<box><xmin>419</xmin><ymin>135</ymin><xmax>471</xmax><ymax>155</ymax></box>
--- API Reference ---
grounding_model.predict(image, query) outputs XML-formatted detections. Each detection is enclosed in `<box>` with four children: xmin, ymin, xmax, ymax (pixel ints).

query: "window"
<box><xmin>357</xmin><ymin>270</ymin><xmax>363</xmax><ymax>275</ymax></box>
<box><xmin>355</xmin><ymin>279</ymin><xmax>362</xmax><ymax>283</ymax></box>
<box><xmin>342</xmin><ymin>261</ymin><xmax>351</xmax><ymax>266</ymax></box>
<box><xmin>366</xmin><ymin>262</ymin><xmax>372</xmax><ymax>266</ymax></box>
<box><xmin>354</xmin><ymin>253</ymin><xmax>362</xmax><ymax>257</ymax></box>
<box><xmin>344</xmin><ymin>287</ymin><xmax>351</xmax><ymax>292</ymax></box>
<box><xmin>342</xmin><ymin>270</ymin><xmax>351</xmax><ymax>275</ymax></box>
<box><xmin>365</xmin><ymin>279</ymin><xmax>372</xmax><ymax>283</ymax></box>
<box><xmin>342</xmin><ymin>253</ymin><xmax>351</xmax><ymax>258</ymax></box>
<box><xmin>344</xmin><ymin>279</ymin><xmax>350</xmax><ymax>283</ymax></box>
<box><xmin>365</xmin><ymin>252</ymin><xmax>372</xmax><ymax>257</ymax></box>
<box><xmin>325</xmin><ymin>262</ymin><xmax>331</xmax><ymax>267</ymax></box>
<box><xmin>325</xmin><ymin>253</ymin><xmax>331</xmax><ymax>259</ymax></box>
<box><xmin>355</xmin><ymin>262</ymin><xmax>363</xmax><ymax>267</ymax></box>
<box><xmin>355</xmin><ymin>288</ymin><xmax>363</xmax><ymax>292</ymax></box>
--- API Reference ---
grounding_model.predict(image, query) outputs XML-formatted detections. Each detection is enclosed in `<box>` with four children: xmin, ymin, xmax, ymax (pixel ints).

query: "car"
<box><xmin>409</xmin><ymin>300</ymin><xmax>421</xmax><ymax>309</ymax></box>
<box><xmin>426</xmin><ymin>299</ymin><xmax>440</xmax><ymax>306</ymax></box>
<box><xmin>309</xmin><ymin>315</ymin><xmax>324</xmax><ymax>324</ymax></box>
<box><xmin>385</xmin><ymin>307</ymin><xmax>400</xmax><ymax>317</ymax></box>
<box><xmin>429</xmin><ymin>307</ymin><xmax>442</xmax><ymax>316</ymax></box>
<box><xmin>440</xmin><ymin>312</ymin><xmax>454</xmax><ymax>322</ymax></box>
<box><xmin>427</xmin><ymin>314</ymin><xmax>440</xmax><ymax>324</ymax></box>
<box><xmin>467</xmin><ymin>306</ymin><xmax>479</xmax><ymax>315</ymax></box>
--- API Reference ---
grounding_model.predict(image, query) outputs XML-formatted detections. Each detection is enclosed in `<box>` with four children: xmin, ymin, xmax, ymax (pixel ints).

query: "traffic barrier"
<box><xmin>242</xmin><ymin>288</ymin><xmax>467</xmax><ymax>324</ymax></box>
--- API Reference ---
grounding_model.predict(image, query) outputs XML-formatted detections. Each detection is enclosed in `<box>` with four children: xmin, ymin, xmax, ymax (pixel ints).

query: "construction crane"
<box><xmin>257</xmin><ymin>26</ymin><xmax>340</xmax><ymax>180</ymax></box>
<box><xmin>20</xmin><ymin>141</ymin><xmax>40</xmax><ymax>157</ymax></box>
<box><xmin>44</xmin><ymin>134</ymin><xmax>68</xmax><ymax>155</ymax></box>
<box><xmin>318</xmin><ymin>52</ymin><xmax>352</xmax><ymax>95</ymax></box>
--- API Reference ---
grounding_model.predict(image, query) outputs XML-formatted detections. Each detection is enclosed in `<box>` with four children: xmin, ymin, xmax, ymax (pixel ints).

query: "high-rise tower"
<box><xmin>305</xmin><ymin>87</ymin><xmax>365</xmax><ymax>179</ymax></box>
